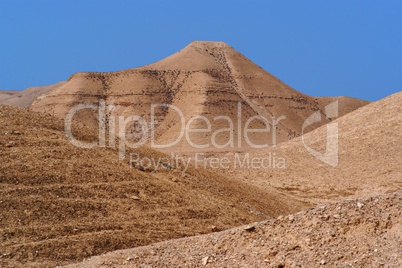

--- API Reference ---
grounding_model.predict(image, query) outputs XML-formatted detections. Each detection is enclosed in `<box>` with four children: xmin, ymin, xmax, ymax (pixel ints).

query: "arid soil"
<box><xmin>64</xmin><ymin>191</ymin><xmax>402</xmax><ymax>268</ymax></box>
<box><xmin>0</xmin><ymin>104</ymin><xmax>308</xmax><ymax>268</ymax></box>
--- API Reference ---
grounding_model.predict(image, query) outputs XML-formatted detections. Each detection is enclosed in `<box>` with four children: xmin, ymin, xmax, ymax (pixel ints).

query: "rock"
<box><xmin>130</xmin><ymin>195</ymin><xmax>140</xmax><ymax>200</ymax></box>
<box><xmin>288</xmin><ymin>215</ymin><xmax>295</xmax><ymax>222</ymax></box>
<box><xmin>5</xmin><ymin>141</ymin><xmax>15</xmax><ymax>147</ymax></box>
<box><xmin>244</xmin><ymin>225</ymin><xmax>256</xmax><ymax>232</ymax></box>
<box><xmin>320</xmin><ymin>259</ymin><xmax>326</xmax><ymax>265</ymax></box>
<box><xmin>202</xmin><ymin>256</ymin><xmax>209</xmax><ymax>266</ymax></box>
<box><xmin>322</xmin><ymin>215</ymin><xmax>330</xmax><ymax>221</ymax></box>
<box><xmin>357</xmin><ymin>202</ymin><xmax>364</xmax><ymax>209</ymax></box>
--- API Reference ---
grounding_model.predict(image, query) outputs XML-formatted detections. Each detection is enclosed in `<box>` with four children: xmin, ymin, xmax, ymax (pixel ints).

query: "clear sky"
<box><xmin>0</xmin><ymin>1</ymin><xmax>401</xmax><ymax>101</ymax></box>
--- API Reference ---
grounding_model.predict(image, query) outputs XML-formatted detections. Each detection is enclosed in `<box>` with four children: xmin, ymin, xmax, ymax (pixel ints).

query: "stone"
<box><xmin>244</xmin><ymin>225</ymin><xmax>256</xmax><ymax>232</ymax></box>
<box><xmin>202</xmin><ymin>256</ymin><xmax>209</xmax><ymax>266</ymax></box>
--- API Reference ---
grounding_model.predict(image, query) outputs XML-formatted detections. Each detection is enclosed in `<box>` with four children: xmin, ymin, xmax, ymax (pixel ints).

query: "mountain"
<box><xmin>27</xmin><ymin>41</ymin><xmax>368</xmax><ymax>153</ymax></box>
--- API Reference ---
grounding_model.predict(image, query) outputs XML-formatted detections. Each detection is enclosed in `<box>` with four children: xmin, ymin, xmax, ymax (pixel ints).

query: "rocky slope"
<box><xmin>226</xmin><ymin>91</ymin><xmax>402</xmax><ymax>204</ymax></box>
<box><xmin>64</xmin><ymin>191</ymin><xmax>402</xmax><ymax>268</ymax></box>
<box><xmin>0</xmin><ymin>104</ymin><xmax>308</xmax><ymax>268</ymax></box>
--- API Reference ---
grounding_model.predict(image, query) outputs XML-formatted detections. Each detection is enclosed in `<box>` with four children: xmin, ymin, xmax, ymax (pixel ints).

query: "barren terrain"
<box><xmin>65</xmin><ymin>191</ymin><xmax>402</xmax><ymax>268</ymax></box>
<box><xmin>0</xmin><ymin>104</ymin><xmax>307</xmax><ymax>268</ymax></box>
<box><xmin>0</xmin><ymin>41</ymin><xmax>400</xmax><ymax>268</ymax></box>
<box><xmin>227</xmin><ymin>91</ymin><xmax>402</xmax><ymax>204</ymax></box>
<box><xmin>0</xmin><ymin>82</ymin><xmax>66</xmax><ymax>108</ymax></box>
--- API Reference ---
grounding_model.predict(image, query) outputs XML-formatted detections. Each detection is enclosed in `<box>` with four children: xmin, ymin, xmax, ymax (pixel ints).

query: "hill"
<box><xmin>27</xmin><ymin>41</ymin><xmax>368</xmax><ymax>153</ymax></box>
<box><xmin>0</xmin><ymin>90</ymin><xmax>18</xmax><ymax>102</ymax></box>
<box><xmin>227</xmin><ymin>91</ymin><xmax>402</xmax><ymax>203</ymax></box>
<box><xmin>0</xmin><ymin>104</ymin><xmax>308</xmax><ymax>268</ymax></box>
<box><xmin>0</xmin><ymin>82</ymin><xmax>66</xmax><ymax>108</ymax></box>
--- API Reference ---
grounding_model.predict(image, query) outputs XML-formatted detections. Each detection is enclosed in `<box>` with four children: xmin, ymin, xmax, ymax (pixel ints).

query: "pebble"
<box><xmin>244</xmin><ymin>225</ymin><xmax>256</xmax><ymax>232</ymax></box>
<box><xmin>202</xmin><ymin>256</ymin><xmax>209</xmax><ymax>266</ymax></box>
<box><xmin>5</xmin><ymin>141</ymin><xmax>15</xmax><ymax>147</ymax></box>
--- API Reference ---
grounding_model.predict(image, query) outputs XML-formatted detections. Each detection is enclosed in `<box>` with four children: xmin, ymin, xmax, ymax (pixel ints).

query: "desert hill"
<box><xmin>227</xmin><ymin>91</ymin><xmax>402</xmax><ymax>203</ymax></box>
<box><xmin>64</xmin><ymin>190</ymin><xmax>402</xmax><ymax>268</ymax></box>
<box><xmin>0</xmin><ymin>104</ymin><xmax>308</xmax><ymax>268</ymax></box>
<box><xmin>0</xmin><ymin>90</ymin><xmax>18</xmax><ymax>102</ymax></box>
<box><xmin>0</xmin><ymin>81</ymin><xmax>66</xmax><ymax>108</ymax></box>
<box><xmin>27</xmin><ymin>41</ymin><xmax>368</xmax><ymax>153</ymax></box>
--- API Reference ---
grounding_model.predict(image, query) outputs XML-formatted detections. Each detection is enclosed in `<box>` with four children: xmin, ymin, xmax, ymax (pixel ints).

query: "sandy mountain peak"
<box><xmin>4</xmin><ymin>41</ymin><xmax>369</xmax><ymax>153</ymax></box>
<box><xmin>188</xmin><ymin>40</ymin><xmax>230</xmax><ymax>47</ymax></box>
<box><xmin>142</xmin><ymin>40</ymin><xmax>239</xmax><ymax>72</ymax></box>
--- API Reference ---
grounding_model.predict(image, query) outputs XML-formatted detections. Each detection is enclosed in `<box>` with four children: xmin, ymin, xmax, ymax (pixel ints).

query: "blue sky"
<box><xmin>0</xmin><ymin>1</ymin><xmax>401</xmax><ymax>101</ymax></box>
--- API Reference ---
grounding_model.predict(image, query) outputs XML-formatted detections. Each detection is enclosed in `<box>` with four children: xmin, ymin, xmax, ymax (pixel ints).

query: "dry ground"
<box><xmin>0</xmin><ymin>104</ymin><xmax>308</xmax><ymax>268</ymax></box>
<box><xmin>64</xmin><ymin>191</ymin><xmax>402</xmax><ymax>268</ymax></box>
